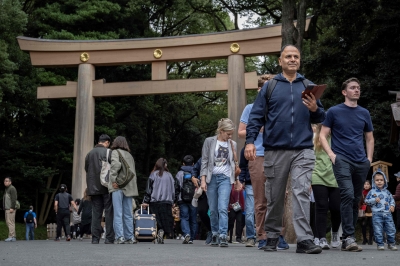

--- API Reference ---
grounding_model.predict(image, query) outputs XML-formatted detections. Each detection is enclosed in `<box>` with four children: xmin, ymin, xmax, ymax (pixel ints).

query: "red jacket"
<box><xmin>229</xmin><ymin>184</ymin><xmax>245</xmax><ymax>212</ymax></box>
<box><xmin>393</xmin><ymin>182</ymin><xmax>400</xmax><ymax>210</ymax></box>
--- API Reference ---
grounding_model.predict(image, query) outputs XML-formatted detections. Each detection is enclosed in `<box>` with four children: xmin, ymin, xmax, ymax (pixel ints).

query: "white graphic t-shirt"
<box><xmin>212</xmin><ymin>140</ymin><xmax>231</xmax><ymax>177</ymax></box>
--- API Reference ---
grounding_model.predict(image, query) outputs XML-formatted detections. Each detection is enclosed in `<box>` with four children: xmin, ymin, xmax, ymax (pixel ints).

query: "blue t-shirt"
<box><xmin>322</xmin><ymin>103</ymin><xmax>373</xmax><ymax>162</ymax></box>
<box><xmin>240</xmin><ymin>104</ymin><xmax>264</xmax><ymax>157</ymax></box>
<box><xmin>24</xmin><ymin>210</ymin><xmax>37</xmax><ymax>222</ymax></box>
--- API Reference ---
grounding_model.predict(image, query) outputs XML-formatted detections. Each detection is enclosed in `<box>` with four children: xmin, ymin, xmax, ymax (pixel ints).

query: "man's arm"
<box><xmin>238</xmin><ymin>122</ymin><xmax>247</xmax><ymax>139</ymax></box>
<box><xmin>54</xmin><ymin>201</ymin><xmax>58</xmax><ymax>213</ymax></box>
<box><xmin>34</xmin><ymin>217</ymin><xmax>37</xmax><ymax>228</ymax></box>
<box><xmin>364</xmin><ymin>131</ymin><xmax>374</xmax><ymax>163</ymax></box>
<box><xmin>320</xmin><ymin>125</ymin><xmax>336</xmax><ymax>164</ymax></box>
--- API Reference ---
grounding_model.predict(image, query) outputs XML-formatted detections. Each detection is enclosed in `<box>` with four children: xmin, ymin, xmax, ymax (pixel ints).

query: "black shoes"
<box><xmin>296</xmin><ymin>239</ymin><xmax>322</xmax><ymax>254</ymax></box>
<box><xmin>263</xmin><ymin>238</ymin><xmax>279</xmax><ymax>251</ymax></box>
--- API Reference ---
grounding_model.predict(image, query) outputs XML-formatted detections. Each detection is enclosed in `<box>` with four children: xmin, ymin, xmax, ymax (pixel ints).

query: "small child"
<box><xmin>365</xmin><ymin>170</ymin><xmax>397</xmax><ymax>251</ymax></box>
<box><xmin>359</xmin><ymin>180</ymin><xmax>373</xmax><ymax>245</ymax></box>
<box><xmin>228</xmin><ymin>184</ymin><xmax>245</xmax><ymax>243</ymax></box>
<box><xmin>71</xmin><ymin>198</ymin><xmax>81</xmax><ymax>239</ymax></box>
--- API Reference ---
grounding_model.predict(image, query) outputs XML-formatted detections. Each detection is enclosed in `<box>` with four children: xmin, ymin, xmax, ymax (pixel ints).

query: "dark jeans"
<box><xmin>56</xmin><ymin>209</ymin><xmax>70</xmax><ymax>238</ymax></box>
<box><xmin>79</xmin><ymin>223</ymin><xmax>92</xmax><ymax>238</ymax></box>
<box><xmin>332</xmin><ymin>154</ymin><xmax>370</xmax><ymax>238</ymax></box>
<box><xmin>397</xmin><ymin>209</ymin><xmax>400</xmax><ymax>231</ymax></box>
<box><xmin>91</xmin><ymin>194</ymin><xmax>114</xmax><ymax>242</ymax></box>
<box><xmin>312</xmin><ymin>185</ymin><xmax>341</xmax><ymax>239</ymax></box>
<box><xmin>197</xmin><ymin>192</ymin><xmax>211</xmax><ymax>232</ymax></box>
<box><xmin>228</xmin><ymin>210</ymin><xmax>243</xmax><ymax>241</ymax></box>
<box><xmin>360</xmin><ymin>216</ymin><xmax>373</xmax><ymax>242</ymax></box>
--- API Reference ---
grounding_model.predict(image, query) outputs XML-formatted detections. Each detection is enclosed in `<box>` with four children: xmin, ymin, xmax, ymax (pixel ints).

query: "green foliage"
<box><xmin>0</xmin><ymin>220</ymin><xmax>48</xmax><ymax>240</ymax></box>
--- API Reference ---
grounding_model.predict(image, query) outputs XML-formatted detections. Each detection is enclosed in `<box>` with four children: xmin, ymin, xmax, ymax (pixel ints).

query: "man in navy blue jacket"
<box><xmin>245</xmin><ymin>45</ymin><xmax>325</xmax><ymax>254</ymax></box>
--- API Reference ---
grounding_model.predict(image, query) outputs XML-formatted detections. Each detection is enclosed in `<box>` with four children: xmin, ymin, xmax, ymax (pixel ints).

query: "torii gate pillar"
<box><xmin>71</xmin><ymin>64</ymin><xmax>95</xmax><ymax>200</ymax></box>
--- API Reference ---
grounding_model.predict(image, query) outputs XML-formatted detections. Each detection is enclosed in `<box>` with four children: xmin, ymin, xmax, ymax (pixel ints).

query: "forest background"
<box><xmin>1</xmin><ymin>0</ymin><xmax>399</xmax><ymax>225</ymax></box>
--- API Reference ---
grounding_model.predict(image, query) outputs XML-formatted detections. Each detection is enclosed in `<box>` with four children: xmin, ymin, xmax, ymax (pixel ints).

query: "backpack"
<box><xmin>264</xmin><ymin>78</ymin><xmax>311</xmax><ymax>121</ymax></box>
<box><xmin>100</xmin><ymin>149</ymin><xmax>111</xmax><ymax>187</ymax></box>
<box><xmin>26</xmin><ymin>212</ymin><xmax>34</xmax><ymax>223</ymax></box>
<box><xmin>181</xmin><ymin>171</ymin><xmax>195</xmax><ymax>203</ymax></box>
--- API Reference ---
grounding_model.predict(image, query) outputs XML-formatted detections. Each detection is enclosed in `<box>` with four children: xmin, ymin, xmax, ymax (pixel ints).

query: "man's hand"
<box><xmin>9</xmin><ymin>208</ymin><xmax>14</xmax><ymax>213</ymax></box>
<box><xmin>303</xmin><ymin>93</ymin><xmax>318</xmax><ymax>112</ymax></box>
<box><xmin>375</xmin><ymin>197</ymin><xmax>380</xmax><ymax>203</ymax></box>
<box><xmin>201</xmin><ymin>179</ymin><xmax>207</xmax><ymax>192</ymax></box>
<box><xmin>191</xmin><ymin>176</ymin><xmax>199</xmax><ymax>188</ymax></box>
<box><xmin>390</xmin><ymin>206</ymin><xmax>395</xmax><ymax>212</ymax></box>
<box><xmin>244</xmin><ymin>143</ymin><xmax>256</xmax><ymax>161</ymax></box>
<box><xmin>112</xmin><ymin>182</ymin><xmax>119</xmax><ymax>189</ymax></box>
<box><xmin>35</xmin><ymin>224</ymin><xmax>37</xmax><ymax>229</ymax></box>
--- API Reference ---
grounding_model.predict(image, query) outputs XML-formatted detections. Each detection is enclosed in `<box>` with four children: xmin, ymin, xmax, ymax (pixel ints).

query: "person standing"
<box><xmin>85</xmin><ymin>134</ymin><xmax>115</xmax><ymax>244</ymax></box>
<box><xmin>393</xmin><ymin>172</ymin><xmax>400</xmax><ymax>232</ymax></box>
<box><xmin>54</xmin><ymin>184</ymin><xmax>78</xmax><ymax>241</ymax></box>
<box><xmin>77</xmin><ymin>188</ymin><xmax>93</xmax><ymax>241</ymax></box>
<box><xmin>24</xmin><ymin>206</ymin><xmax>37</xmax><ymax>240</ymax></box>
<box><xmin>108</xmin><ymin>136</ymin><xmax>138</xmax><ymax>244</ymax></box>
<box><xmin>200</xmin><ymin>118</ymin><xmax>241</xmax><ymax>247</ymax></box>
<box><xmin>320</xmin><ymin>77</ymin><xmax>374</xmax><ymax>252</ymax></box>
<box><xmin>3</xmin><ymin>177</ymin><xmax>17</xmax><ymax>242</ymax></box>
<box><xmin>245</xmin><ymin>45</ymin><xmax>325</xmax><ymax>254</ymax></box>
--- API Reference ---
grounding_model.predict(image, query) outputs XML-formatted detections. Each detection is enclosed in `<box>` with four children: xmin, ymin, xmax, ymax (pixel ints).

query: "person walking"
<box><xmin>200</xmin><ymin>118</ymin><xmax>241</xmax><ymax>247</ymax></box>
<box><xmin>3</xmin><ymin>177</ymin><xmax>18</xmax><ymax>242</ymax></box>
<box><xmin>77</xmin><ymin>188</ymin><xmax>93</xmax><ymax>240</ymax></box>
<box><xmin>85</xmin><ymin>134</ymin><xmax>115</xmax><ymax>244</ymax></box>
<box><xmin>320</xmin><ymin>77</ymin><xmax>374</xmax><ymax>252</ymax></box>
<box><xmin>245</xmin><ymin>45</ymin><xmax>325</xmax><ymax>254</ymax></box>
<box><xmin>108</xmin><ymin>136</ymin><xmax>138</xmax><ymax>244</ymax></box>
<box><xmin>54</xmin><ymin>184</ymin><xmax>78</xmax><ymax>241</ymax></box>
<box><xmin>24</xmin><ymin>206</ymin><xmax>37</xmax><ymax>240</ymax></box>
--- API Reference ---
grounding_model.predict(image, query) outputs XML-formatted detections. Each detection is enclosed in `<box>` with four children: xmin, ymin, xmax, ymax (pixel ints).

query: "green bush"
<box><xmin>0</xmin><ymin>220</ymin><xmax>48</xmax><ymax>240</ymax></box>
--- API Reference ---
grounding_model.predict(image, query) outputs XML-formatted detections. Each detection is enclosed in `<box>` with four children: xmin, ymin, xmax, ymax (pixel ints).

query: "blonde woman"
<box><xmin>200</xmin><ymin>118</ymin><xmax>241</xmax><ymax>247</ymax></box>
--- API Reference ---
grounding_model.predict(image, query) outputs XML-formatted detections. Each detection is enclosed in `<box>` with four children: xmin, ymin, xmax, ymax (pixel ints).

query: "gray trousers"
<box><xmin>264</xmin><ymin>149</ymin><xmax>315</xmax><ymax>242</ymax></box>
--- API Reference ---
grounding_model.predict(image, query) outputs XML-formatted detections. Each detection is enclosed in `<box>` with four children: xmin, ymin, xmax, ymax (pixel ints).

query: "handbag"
<box><xmin>115</xmin><ymin>150</ymin><xmax>135</xmax><ymax>188</ymax></box>
<box><xmin>231</xmin><ymin>202</ymin><xmax>242</xmax><ymax>212</ymax></box>
<box><xmin>100</xmin><ymin>149</ymin><xmax>111</xmax><ymax>187</ymax></box>
<box><xmin>229</xmin><ymin>140</ymin><xmax>241</xmax><ymax>178</ymax></box>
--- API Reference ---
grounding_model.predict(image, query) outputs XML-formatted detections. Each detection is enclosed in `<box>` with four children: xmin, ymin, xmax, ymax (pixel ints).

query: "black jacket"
<box><xmin>85</xmin><ymin>144</ymin><xmax>111</xmax><ymax>196</ymax></box>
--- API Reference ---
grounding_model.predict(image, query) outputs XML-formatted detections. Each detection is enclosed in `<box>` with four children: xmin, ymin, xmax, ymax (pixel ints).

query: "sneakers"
<box><xmin>319</xmin><ymin>238</ymin><xmax>330</xmax><ymax>250</ymax></box>
<box><xmin>388</xmin><ymin>243</ymin><xmax>398</xmax><ymax>251</ymax></box>
<box><xmin>157</xmin><ymin>229</ymin><xmax>164</xmax><ymax>244</ymax></box>
<box><xmin>264</xmin><ymin>238</ymin><xmax>279</xmax><ymax>252</ymax></box>
<box><xmin>245</xmin><ymin>238</ymin><xmax>256</xmax><ymax>247</ymax></box>
<box><xmin>188</xmin><ymin>240</ymin><xmax>193</xmax><ymax>244</ymax></box>
<box><xmin>116</xmin><ymin>237</ymin><xmax>125</xmax><ymax>244</ymax></box>
<box><xmin>377</xmin><ymin>245</ymin><xmax>385</xmax><ymax>251</ymax></box>
<box><xmin>236</xmin><ymin>238</ymin><xmax>244</xmax><ymax>244</ymax></box>
<box><xmin>210</xmin><ymin>234</ymin><xmax>219</xmax><ymax>246</ymax></box>
<box><xmin>313</xmin><ymin>238</ymin><xmax>320</xmax><ymax>246</ymax></box>
<box><xmin>331</xmin><ymin>232</ymin><xmax>341</xmax><ymax>248</ymax></box>
<box><xmin>296</xmin><ymin>239</ymin><xmax>322</xmax><ymax>254</ymax></box>
<box><xmin>277</xmin><ymin>235</ymin><xmax>289</xmax><ymax>250</ymax></box>
<box><xmin>5</xmin><ymin>237</ymin><xmax>16</xmax><ymax>242</ymax></box>
<box><xmin>258</xmin><ymin>239</ymin><xmax>267</xmax><ymax>250</ymax></box>
<box><xmin>125</xmin><ymin>238</ymin><xmax>137</xmax><ymax>244</ymax></box>
<box><xmin>182</xmin><ymin>234</ymin><xmax>190</xmax><ymax>244</ymax></box>
<box><xmin>79</xmin><ymin>237</ymin><xmax>83</xmax><ymax>241</ymax></box>
<box><xmin>205</xmin><ymin>231</ymin><xmax>213</xmax><ymax>245</ymax></box>
<box><xmin>219</xmin><ymin>236</ymin><xmax>228</xmax><ymax>247</ymax></box>
<box><xmin>341</xmin><ymin>237</ymin><xmax>359</xmax><ymax>251</ymax></box>
<box><xmin>66</xmin><ymin>235</ymin><xmax>71</xmax><ymax>241</ymax></box>
<box><xmin>54</xmin><ymin>237</ymin><xmax>60</xmax><ymax>242</ymax></box>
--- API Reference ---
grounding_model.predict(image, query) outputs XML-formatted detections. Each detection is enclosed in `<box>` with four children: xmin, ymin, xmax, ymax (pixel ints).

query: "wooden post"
<box><xmin>71</xmin><ymin>64</ymin><xmax>95</xmax><ymax>201</ymax></box>
<box><xmin>228</xmin><ymin>55</ymin><xmax>246</xmax><ymax>148</ymax></box>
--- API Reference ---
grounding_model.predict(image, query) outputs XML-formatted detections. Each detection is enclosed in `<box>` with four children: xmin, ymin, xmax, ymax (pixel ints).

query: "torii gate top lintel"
<box><xmin>17</xmin><ymin>19</ymin><xmax>310</xmax><ymax>67</ymax></box>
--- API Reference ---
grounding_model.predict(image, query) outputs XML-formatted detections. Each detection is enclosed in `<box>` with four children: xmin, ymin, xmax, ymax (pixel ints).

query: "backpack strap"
<box><xmin>302</xmin><ymin>79</ymin><xmax>312</xmax><ymax>89</ymax></box>
<box><xmin>264</xmin><ymin>79</ymin><xmax>277</xmax><ymax>120</ymax></box>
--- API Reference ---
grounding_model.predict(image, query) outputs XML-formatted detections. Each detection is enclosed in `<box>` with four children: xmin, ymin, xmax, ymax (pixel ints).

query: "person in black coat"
<box><xmin>84</xmin><ymin>134</ymin><xmax>115</xmax><ymax>244</ymax></box>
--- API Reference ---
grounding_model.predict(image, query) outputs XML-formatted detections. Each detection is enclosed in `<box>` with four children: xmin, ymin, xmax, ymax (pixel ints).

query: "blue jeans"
<box><xmin>245</xmin><ymin>185</ymin><xmax>255</xmax><ymax>239</ymax></box>
<box><xmin>332</xmin><ymin>154</ymin><xmax>370</xmax><ymax>238</ymax></box>
<box><xmin>26</xmin><ymin>223</ymin><xmax>34</xmax><ymax>240</ymax></box>
<box><xmin>112</xmin><ymin>190</ymin><xmax>134</xmax><ymax>240</ymax></box>
<box><xmin>206</xmin><ymin>174</ymin><xmax>231</xmax><ymax>238</ymax></box>
<box><xmin>179</xmin><ymin>203</ymin><xmax>197</xmax><ymax>240</ymax></box>
<box><xmin>372</xmin><ymin>212</ymin><xmax>396</xmax><ymax>246</ymax></box>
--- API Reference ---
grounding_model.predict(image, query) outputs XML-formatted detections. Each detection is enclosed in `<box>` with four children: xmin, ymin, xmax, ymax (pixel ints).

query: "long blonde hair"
<box><xmin>313</xmin><ymin>124</ymin><xmax>323</xmax><ymax>152</ymax></box>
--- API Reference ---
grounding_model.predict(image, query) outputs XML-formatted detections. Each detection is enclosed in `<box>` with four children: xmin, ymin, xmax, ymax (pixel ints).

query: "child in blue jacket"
<box><xmin>365</xmin><ymin>169</ymin><xmax>397</xmax><ymax>251</ymax></box>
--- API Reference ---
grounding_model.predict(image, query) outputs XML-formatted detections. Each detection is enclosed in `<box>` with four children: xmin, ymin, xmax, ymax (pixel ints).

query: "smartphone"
<box><xmin>301</xmin><ymin>84</ymin><xmax>315</xmax><ymax>98</ymax></box>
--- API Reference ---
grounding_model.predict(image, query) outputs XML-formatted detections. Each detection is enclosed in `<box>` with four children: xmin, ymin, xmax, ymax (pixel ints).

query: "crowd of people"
<box><xmin>2</xmin><ymin>45</ymin><xmax>400</xmax><ymax>254</ymax></box>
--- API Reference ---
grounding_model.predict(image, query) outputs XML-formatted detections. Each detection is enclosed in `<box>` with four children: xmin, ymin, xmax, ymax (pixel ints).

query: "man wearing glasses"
<box><xmin>319</xmin><ymin>78</ymin><xmax>374</xmax><ymax>252</ymax></box>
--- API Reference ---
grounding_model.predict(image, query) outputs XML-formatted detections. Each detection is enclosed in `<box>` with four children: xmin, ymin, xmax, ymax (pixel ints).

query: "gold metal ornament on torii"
<box><xmin>17</xmin><ymin>19</ymin><xmax>311</xmax><ymax>201</ymax></box>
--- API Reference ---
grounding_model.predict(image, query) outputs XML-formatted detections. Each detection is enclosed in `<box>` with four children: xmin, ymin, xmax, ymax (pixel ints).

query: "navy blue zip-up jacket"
<box><xmin>238</xmin><ymin>148</ymin><xmax>251</xmax><ymax>185</ymax></box>
<box><xmin>246</xmin><ymin>73</ymin><xmax>326</xmax><ymax>150</ymax></box>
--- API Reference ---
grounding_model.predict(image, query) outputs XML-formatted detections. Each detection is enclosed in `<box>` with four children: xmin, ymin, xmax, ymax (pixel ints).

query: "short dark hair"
<box><xmin>29</xmin><ymin>206</ymin><xmax>33</xmax><ymax>210</ymax></box>
<box><xmin>183</xmin><ymin>155</ymin><xmax>194</xmax><ymax>166</ymax></box>
<box><xmin>98</xmin><ymin>134</ymin><xmax>111</xmax><ymax>143</ymax></box>
<box><xmin>60</xmin><ymin>184</ymin><xmax>67</xmax><ymax>192</ymax></box>
<box><xmin>280</xmin><ymin>44</ymin><xmax>301</xmax><ymax>57</ymax></box>
<box><xmin>4</xmin><ymin>177</ymin><xmax>12</xmax><ymax>182</ymax></box>
<box><xmin>341</xmin><ymin>77</ymin><xmax>360</xmax><ymax>91</ymax></box>
<box><xmin>110</xmin><ymin>136</ymin><xmax>131</xmax><ymax>152</ymax></box>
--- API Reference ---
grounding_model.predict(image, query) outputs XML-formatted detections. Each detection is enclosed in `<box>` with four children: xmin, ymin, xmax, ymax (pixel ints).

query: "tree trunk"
<box><xmin>38</xmin><ymin>173</ymin><xmax>62</xmax><ymax>225</ymax></box>
<box><xmin>295</xmin><ymin>0</ymin><xmax>307</xmax><ymax>51</ymax></box>
<box><xmin>281</xmin><ymin>0</ymin><xmax>296</xmax><ymax>46</ymax></box>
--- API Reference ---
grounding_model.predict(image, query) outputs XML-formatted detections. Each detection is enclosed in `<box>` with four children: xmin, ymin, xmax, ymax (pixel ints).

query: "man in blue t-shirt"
<box><xmin>320</xmin><ymin>77</ymin><xmax>374</xmax><ymax>252</ymax></box>
<box><xmin>24</xmin><ymin>206</ymin><xmax>37</xmax><ymax>240</ymax></box>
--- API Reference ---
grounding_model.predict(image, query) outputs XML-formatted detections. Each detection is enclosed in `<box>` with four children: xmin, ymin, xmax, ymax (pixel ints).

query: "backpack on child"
<box><xmin>181</xmin><ymin>171</ymin><xmax>195</xmax><ymax>203</ymax></box>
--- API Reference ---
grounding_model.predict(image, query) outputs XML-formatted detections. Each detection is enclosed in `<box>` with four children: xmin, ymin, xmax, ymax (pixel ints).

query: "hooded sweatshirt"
<box><xmin>365</xmin><ymin>170</ymin><xmax>395</xmax><ymax>213</ymax></box>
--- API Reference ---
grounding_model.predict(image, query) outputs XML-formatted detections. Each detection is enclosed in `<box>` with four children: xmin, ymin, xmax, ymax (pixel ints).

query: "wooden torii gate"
<box><xmin>17</xmin><ymin>20</ymin><xmax>310</xmax><ymax>200</ymax></box>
